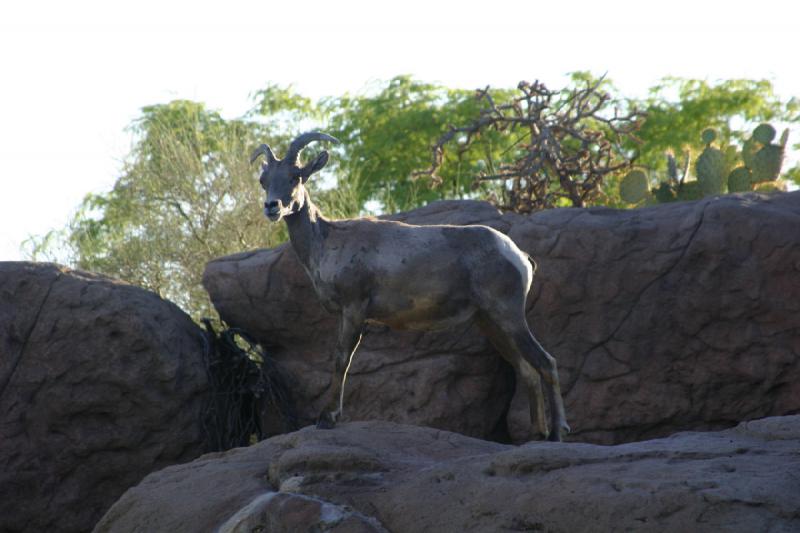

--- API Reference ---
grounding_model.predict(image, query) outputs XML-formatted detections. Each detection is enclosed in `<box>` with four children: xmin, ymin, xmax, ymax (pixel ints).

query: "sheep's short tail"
<box><xmin>524</xmin><ymin>254</ymin><xmax>538</xmax><ymax>312</ymax></box>
<box><xmin>526</xmin><ymin>254</ymin><xmax>538</xmax><ymax>276</ymax></box>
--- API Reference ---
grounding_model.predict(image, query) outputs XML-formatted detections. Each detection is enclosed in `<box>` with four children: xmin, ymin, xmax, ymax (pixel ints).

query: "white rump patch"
<box><xmin>496</xmin><ymin>233</ymin><xmax>533</xmax><ymax>291</ymax></box>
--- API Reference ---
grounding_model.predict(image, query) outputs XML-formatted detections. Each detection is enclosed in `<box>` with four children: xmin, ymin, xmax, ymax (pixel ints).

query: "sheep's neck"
<box><xmin>284</xmin><ymin>188</ymin><xmax>327</xmax><ymax>272</ymax></box>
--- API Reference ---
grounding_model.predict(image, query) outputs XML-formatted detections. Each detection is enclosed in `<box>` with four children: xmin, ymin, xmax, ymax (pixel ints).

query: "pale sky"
<box><xmin>1</xmin><ymin>0</ymin><xmax>798</xmax><ymax>261</ymax></box>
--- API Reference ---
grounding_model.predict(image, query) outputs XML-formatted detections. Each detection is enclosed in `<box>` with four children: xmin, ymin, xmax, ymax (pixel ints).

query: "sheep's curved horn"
<box><xmin>250</xmin><ymin>144</ymin><xmax>276</xmax><ymax>164</ymax></box>
<box><xmin>286</xmin><ymin>132</ymin><xmax>339</xmax><ymax>164</ymax></box>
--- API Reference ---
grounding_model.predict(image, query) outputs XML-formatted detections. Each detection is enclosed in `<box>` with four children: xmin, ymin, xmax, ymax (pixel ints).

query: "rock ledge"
<box><xmin>96</xmin><ymin>416</ymin><xmax>800</xmax><ymax>532</ymax></box>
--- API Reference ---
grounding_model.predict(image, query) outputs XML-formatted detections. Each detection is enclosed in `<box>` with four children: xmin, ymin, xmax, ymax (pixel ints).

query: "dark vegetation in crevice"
<box><xmin>201</xmin><ymin>319</ymin><xmax>298</xmax><ymax>452</ymax></box>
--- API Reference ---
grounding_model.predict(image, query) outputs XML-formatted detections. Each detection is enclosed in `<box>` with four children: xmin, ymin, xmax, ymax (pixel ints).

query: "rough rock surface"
<box><xmin>0</xmin><ymin>262</ymin><xmax>209</xmax><ymax>533</ymax></box>
<box><xmin>95</xmin><ymin>416</ymin><xmax>800</xmax><ymax>532</ymax></box>
<box><xmin>203</xmin><ymin>192</ymin><xmax>800</xmax><ymax>444</ymax></box>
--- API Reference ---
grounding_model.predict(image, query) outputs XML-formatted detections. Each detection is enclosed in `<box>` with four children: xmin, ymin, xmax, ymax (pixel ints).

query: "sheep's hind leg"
<box><xmin>514</xmin><ymin>328</ymin><xmax>570</xmax><ymax>441</ymax></box>
<box><xmin>316</xmin><ymin>308</ymin><xmax>365</xmax><ymax>429</ymax></box>
<box><xmin>480</xmin><ymin>311</ymin><xmax>569</xmax><ymax>441</ymax></box>
<box><xmin>517</xmin><ymin>361</ymin><xmax>549</xmax><ymax>439</ymax></box>
<box><xmin>478</xmin><ymin>314</ymin><xmax>548</xmax><ymax>440</ymax></box>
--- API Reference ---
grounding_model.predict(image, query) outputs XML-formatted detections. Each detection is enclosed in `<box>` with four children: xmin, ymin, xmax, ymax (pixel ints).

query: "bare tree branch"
<box><xmin>415</xmin><ymin>78</ymin><xmax>645</xmax><ymax>211</ymax></box>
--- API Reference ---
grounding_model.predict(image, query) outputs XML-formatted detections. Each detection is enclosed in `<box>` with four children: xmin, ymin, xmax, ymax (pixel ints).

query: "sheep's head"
<box><xmin>251</xmin><ymin>131</ymin><xmax>339</xmax><ymax>222</ymax></box>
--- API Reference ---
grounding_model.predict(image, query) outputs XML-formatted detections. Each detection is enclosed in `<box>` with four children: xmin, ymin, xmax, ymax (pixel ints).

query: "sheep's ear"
<box><xmin>300</xmin><ymin>151</ymin><xmax>329</xmax><ymax>182</ymax></box>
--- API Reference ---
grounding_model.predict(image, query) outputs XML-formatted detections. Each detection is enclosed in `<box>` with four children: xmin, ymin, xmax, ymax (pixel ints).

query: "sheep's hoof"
<box><xmin>535</xmin><ymin>423</ymin><xmax>549</xmax><ymax>440</ymax></box>
<box><xmin>546</xmin><ymin>421</ymin><xmax>571</xmax><ymax>442</ymax></box>
<box><xmin>316</xmin><ymin>412</ymin><xmax>337</xmax><ymax>430</ymax></box>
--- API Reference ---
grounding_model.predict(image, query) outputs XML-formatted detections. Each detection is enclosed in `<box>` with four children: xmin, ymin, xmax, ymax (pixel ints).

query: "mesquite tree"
<box><xmin>416</xmin><ymin>78</ymin><xmax>644</xmax><ymax>211</ymax></box>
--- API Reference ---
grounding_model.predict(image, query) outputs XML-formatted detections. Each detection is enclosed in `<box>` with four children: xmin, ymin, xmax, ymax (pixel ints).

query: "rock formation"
<box><xmin>94</xmin><ymin>416</ymin><xmax>800</xmax><ymax>532</ymax></box>
<box><xmin>0</xmin><ymin>262</ymin><xmax>209</xmax><ymax>533</ymax></box>
<box><xmin>203</xmin><ymin>192</ymin><xmax>800</xmax><ymax>444</ymax></box>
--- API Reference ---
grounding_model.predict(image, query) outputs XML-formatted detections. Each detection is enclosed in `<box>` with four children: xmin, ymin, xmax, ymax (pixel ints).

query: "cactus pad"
<box><xmin>751</xmin><ymin>145</ymin><xmax>784</xmax><ymax>182</ymax></box>
<box><xmin>779</xmin><ymin>128</ymin><xmax>790</xmax><ymax>147</ymax></box>
<box><xmin>696</xmin><ymin>146</ymin><xmax>726</xmax><ymax>196</ymax></box>
<box><xmin>728</xmin><ymin>167</ymin><xmax>752</xmax><ymax>192</ymax></box>
<box><xmin>701</xmin><ymin>128</ymin><xmax>718</xmax><ymax>144</ymax></box>
<box><xmin>742</xmin><ymin>137</ymin><xmax>759</xmax><ymax>168</ymax></box>
<box><xmin>752</xmin><ymin>123</ymin><xmax>777</xmax><ymax>144</ymax></box>
<box><xmin>620</xmin><ymin>170</ymin><xmax>649</xmax><ymax>203</ymax></box>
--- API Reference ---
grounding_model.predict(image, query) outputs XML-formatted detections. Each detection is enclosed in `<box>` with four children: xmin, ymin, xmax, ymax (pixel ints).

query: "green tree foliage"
<box><xmin>324</xmin><ymin>76</ymin><xmax>514</xmax><ymax>212</ymax></box>
<box><xmin>28</xmin><ymin>75</ymin><xmax>800</xmax><ymax>320</ymax></box>
<box><xmin>85</xmin><ymin>100</ymin><xmax>279</xmax><ymax>318</ymax></box>
<box><xmin>29</xmin><ymin>100</ymin><xmax>295</xmax><ymax>319</ymax></box>
<box><xmin>26</xmin><ymin>87</ymin><xmax>366</xmax><ymax>320</ymax></box>
<box><xmin>249</xmin><ymin>84</ymin><xmax>319</xmax><ymax>121</ymax></box>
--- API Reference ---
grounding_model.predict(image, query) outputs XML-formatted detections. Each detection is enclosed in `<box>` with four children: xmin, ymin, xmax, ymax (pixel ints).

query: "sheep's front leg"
<box><xmin>316</xmin><ymin>308</ymin><xmax>365</xmax><ymax>429</ymax></box>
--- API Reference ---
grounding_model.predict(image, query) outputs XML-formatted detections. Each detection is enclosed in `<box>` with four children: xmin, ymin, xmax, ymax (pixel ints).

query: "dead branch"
<box><xmin>414</xmin><ymin>77</ymin><xmax>644</xmax><ymax>211</ymax></box>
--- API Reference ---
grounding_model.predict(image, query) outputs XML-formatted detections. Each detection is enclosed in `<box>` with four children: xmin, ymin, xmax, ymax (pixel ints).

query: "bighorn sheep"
<box><xmin>252</xmin><ymin>132</ymin><xmax>570</xmax><ymax>441</ymax></box>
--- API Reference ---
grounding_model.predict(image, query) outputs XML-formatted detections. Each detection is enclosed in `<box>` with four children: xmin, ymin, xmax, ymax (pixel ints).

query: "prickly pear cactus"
<box><xmin>723</xmin><ymin>145</ymin><xmax>739</xmax><ymax>175</ymax></box>
<box><xmin>780</xmin><ymin>128</ymin><xmax>790</xmax><ymax>147</ymax></box>
<box><xmin>701</xmin><ymin>128</ymin><xmax>717</xmax><ymax>144</ymax></box>
<box><xmin>742</xmin><ymin>123</ymin><xmax>787</xmax><ymax>184</ymax></box>
<box><xmin>641</xmin><ymin>123</ymin><xmax>788</xmax><ymax>208</ymax></box>
<box><xmin>677</xmin><ymin>181</ymin><xmax>703</xmax><ymax>201</ymax></box>
<box><xmin>752</xmin><ymin>123</ymin><xmax>777</xmax><ymax>144</ymax></box>
<box><xmin>728</xmin><ymin>167</ymin><xmax>752</xmax><ymax>192</ymax></box>
<box><xmin>742</xmin><ymin>137</ymin><xmax>759</xmax><ymax>169</ymax></box>
<box><xmin>620</xmin><ymin>170</ymin><xmax>649</xmax><ymax>203</ymax></box>
<box><xmin>695</xmin><ymin>130</ymin><xmax>727</xmax><ymax>196</ymax></box>
<box><xmin>751</xmin><ymin>144</ymin><xmax>784</xmax><ymax>183</ymax></box>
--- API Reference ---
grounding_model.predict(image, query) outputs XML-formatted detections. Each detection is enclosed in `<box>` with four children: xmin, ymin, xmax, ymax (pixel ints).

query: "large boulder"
<box><xmin>94</xmin><ymin>416</ymin><xmax>800</xmax><ymax>532</ymax></box>
<box><xmin>0</xmin><ymin>262</ymin><xmax>209</xmax><ymax>533</ymax></box>
<box><xmin>203</xmin><ymin>192</ymin><xmax>800</xmax><ymax>443</ymax></box>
